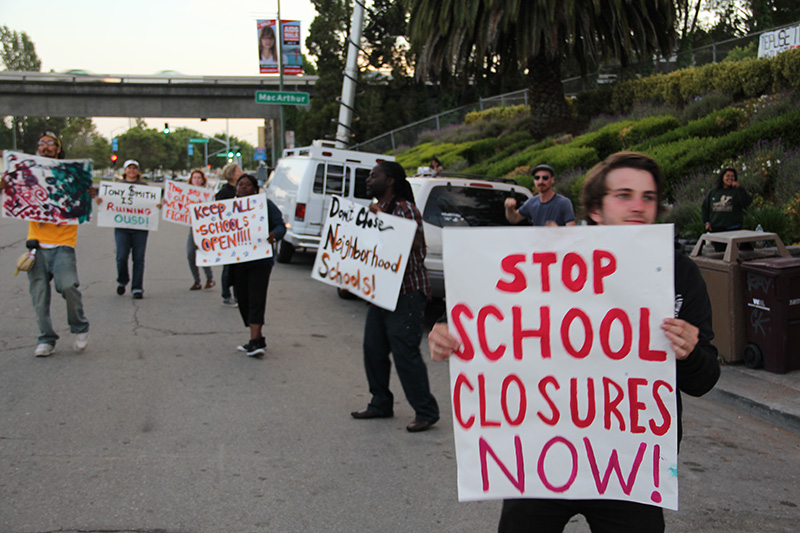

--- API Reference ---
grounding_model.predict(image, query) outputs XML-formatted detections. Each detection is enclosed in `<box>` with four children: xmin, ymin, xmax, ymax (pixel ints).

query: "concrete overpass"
<box><xmin>0</xmin><ymin>71</ymin><xmax>318</xmax><ymax>120</ymax></box>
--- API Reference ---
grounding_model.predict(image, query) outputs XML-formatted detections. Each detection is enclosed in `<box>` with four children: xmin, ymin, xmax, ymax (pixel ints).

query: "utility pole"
<box><xmin>335</xmin><ymin>0</ymin><xmax>365</xmax><ymax>148</ymax></box>
<box><xmin>277</xmin><ymin>0</ymin><xmax>285</xmax><ymax>156</ymax></box>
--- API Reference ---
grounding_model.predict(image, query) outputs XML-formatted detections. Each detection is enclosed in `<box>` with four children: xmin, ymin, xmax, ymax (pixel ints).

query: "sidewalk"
<box><xmin>709</xmin><ymin>363</ymin><xmax>800</xmax><ymax>435</ymax></box>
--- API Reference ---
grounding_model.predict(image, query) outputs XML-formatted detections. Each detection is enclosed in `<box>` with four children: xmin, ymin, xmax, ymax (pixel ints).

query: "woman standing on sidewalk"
<box><xmin>231</xmin><ymin>174</ymin><xmax>286</xmax><ymax>357</ymax></box>
<box><xmin>186</xmin><ymin>169</ymin><xmax>215</xmax><ymax>291</ymax></box>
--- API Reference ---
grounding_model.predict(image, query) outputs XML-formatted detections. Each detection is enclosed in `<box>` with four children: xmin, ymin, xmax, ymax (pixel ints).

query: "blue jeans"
<box><xmin>27</xmin><ymin>246</ymin><xmax>89</xmax><ymax>345</ymax></box>
<box><xmin>186</xmin><ymin>230</ymin><xmax>213</xmax><ymax>284</ymax></box>
<box><xmin>362</xmin><ymin>291</ymin><xmax>439</xmax><ymax>421</ymax></box>
<box><xmin>115</xmin><ymin>228</ymin><xmax>148</xmax><ymax>293</ymax></box>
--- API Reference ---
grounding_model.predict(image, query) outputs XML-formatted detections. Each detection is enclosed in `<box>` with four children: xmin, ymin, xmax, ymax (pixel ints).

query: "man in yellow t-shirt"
<box><xmin>0</xmin><ymin>132</ymin><xmax>92</xmax><ymax>357</ymax></box>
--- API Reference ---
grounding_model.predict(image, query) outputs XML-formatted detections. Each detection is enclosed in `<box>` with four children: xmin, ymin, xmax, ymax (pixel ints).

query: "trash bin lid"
<box><xmin>741</xmin><ymin>257</ymin><xmax>800</xmax><ymax>272</ymax></box>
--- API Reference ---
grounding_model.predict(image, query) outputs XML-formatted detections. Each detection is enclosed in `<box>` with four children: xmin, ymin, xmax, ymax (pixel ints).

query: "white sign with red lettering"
<box><xmin>162</xmin><ymin>180</ymin><xmax>215</xmax><ymax>226</ymax></box>
<box><xmin>443</xmin><ymin>225</ymin><xmax>678</xmax><ymax>509</ymax></box>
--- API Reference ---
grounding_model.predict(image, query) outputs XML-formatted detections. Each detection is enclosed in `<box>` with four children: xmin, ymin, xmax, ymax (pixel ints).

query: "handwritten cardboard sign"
<box><xmin>443</xmin><ymin>225</ymin><xmax>678</xmax><ymax>509</ymax></box>
<box><xmin>311</xmin><ymin>195</ymin><xmax>416</xmax><ymax>311</ymax></box>
<box><xmin>96</xmin><ymin>181</ymin><xmax>162</xmax><ymax>231</ymax></box>
<box><xmin>190</xmin><ymin>194</ymin><xmax>272</xmax><ymax>266</ymax></box>
<box><xmin>1</xmin><ymin>150</ymin><xmax>93</xmax><ymax>224</ymax></box>
<box><xmin>162</xmin><ymin>179</ymin><xmax>215</xmax><ymax>226</ymax></box>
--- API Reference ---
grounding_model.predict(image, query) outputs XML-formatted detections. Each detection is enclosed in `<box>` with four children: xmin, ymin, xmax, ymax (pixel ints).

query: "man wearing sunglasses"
<box><xmin>0</xmin><ymin>132</ymin><xmax>92</xmax><ymax>357</ymax></box>
<box><xmin>504</xmin><ymin>163</ymin><xmax>576</xmax><ymax>227</ymax></box>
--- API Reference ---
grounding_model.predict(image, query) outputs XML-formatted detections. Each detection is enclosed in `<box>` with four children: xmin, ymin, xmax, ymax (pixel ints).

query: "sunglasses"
<box><xmin>533</xmin><ymin>174</ymin><xmax>551</xmax><ymax>180</ymax></box>
<box><xmin>38</xmin><ymin>140</ymin><xmax>57</xmax><ymax>146</ymax></box>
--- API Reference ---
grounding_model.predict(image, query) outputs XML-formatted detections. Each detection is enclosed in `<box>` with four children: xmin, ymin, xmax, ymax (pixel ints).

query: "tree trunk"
<box><xmin>527</xmin><ymin>52</ymin><xmax>571</xmax><ymax>140</ymax></box>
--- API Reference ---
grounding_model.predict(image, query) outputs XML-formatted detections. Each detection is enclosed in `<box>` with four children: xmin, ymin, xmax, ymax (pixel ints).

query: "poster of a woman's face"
<box><xmin>257</xmin><ymin>19</ymin><xmax>303</xmax><ymax>75</ymax></box>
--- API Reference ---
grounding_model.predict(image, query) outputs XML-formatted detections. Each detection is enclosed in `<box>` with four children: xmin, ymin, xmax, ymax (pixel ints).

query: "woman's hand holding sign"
<box><xmin>429</xmin><ymin>323</ymin><xmax>460</xmax><ymax>361</ymax></box>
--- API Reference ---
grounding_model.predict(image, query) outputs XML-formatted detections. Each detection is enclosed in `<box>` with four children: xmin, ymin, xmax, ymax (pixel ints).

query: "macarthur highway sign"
<box><xmin>255</xmin><ymin>91</ymin><xmax>310</xmax><ymax>106</ymax></box>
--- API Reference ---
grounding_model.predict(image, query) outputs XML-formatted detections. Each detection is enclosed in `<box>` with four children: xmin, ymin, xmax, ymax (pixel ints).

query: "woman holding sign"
<box><xmin>96</xmin><ymin>159</ymin><xmax>157</xmax><ymax>299</ymax></box>
<box><xmin>232</xmin><ymin>174</ymin><xmax>286</xmax><ymax>357</ymax></box>
<box><xmin>186</xmin><ymin>169</ymin><xmax>215</xmax><ymax>291</ymax></box>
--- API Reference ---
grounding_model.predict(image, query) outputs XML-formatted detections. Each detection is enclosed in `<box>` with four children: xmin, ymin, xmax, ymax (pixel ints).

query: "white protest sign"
<box><xmin>1</xmin><ymin>150</ymin><xmax>93</xmax><ymax>224</ymax></box>
<box><xmin>96</xmin><ymin>181</ymin><xmax>162</xmax><ymax>231</ymax></box>
<box><xmin>311</xmin><ymin>195</ymin><xmax>416</xmax><ymax>311</ymax></box>
<box><xmin>443</xmin><ymin>225</ymin><xmax>678</xmax><ymax>509</ymax></box>
<box><xmin>758</xmin><ymin>23</ymin><xmax>800</xmax><ymax>58</ymax></box>
<box><xmin>190</xmin><ymin>194</ymin><xmax>272</xmax><ymax>266</ymax></box>
<box><xmin>162</xmin><ymin>180</ymin><xmax>215</xmax><ymax>226</ymax></box>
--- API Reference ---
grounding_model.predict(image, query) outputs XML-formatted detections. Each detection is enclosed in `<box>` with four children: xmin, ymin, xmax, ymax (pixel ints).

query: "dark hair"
<box><xmin>39</xmin><ymin>131</ymin><xmax>65</xmax><ymax>159</ymax></box>
<box><xmin>236</xmin><ymin>173</ymin><xmax>259</xmax><ymax>195</ymax></box>
<box><xmin>377</xmin><ymin>161</ymin><xmax>415</xmax><ymax>203</ymax></box>
<box><xmin>580</xmin><ymin>151</ymin><xmax>666</xmax><ymax>224</ymax></box>
<box><xmin>259</xmin><ymin>25</ymin><xmax>277</xmax><ymax>61</ymax></box>
<box><xmin>716</xmin><ymin>167</ymin><xmax>737</xmax><ymax>188</ymax></box>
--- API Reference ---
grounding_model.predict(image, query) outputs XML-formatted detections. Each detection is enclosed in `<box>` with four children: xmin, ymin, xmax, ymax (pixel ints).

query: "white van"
<box><xmin>266</xmin><ymin>140</ymin><xmax>395</xmax><ymax>263</ymax></box>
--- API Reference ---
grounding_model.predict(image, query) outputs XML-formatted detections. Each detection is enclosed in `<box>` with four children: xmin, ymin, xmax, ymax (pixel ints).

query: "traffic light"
<box><xmin>163</xmin><ymin>122</ymin><xmax>170</xmax><ymax>134</ymax></box>
<box><xmin>110</xmin><ymin>154</ymin><xmax>118</xmax><ymax>164</ymax></box>
<box><xmin>227</xmin><ymin>149</ymin><xmax>234</xmax><ymax>158</ymax></box>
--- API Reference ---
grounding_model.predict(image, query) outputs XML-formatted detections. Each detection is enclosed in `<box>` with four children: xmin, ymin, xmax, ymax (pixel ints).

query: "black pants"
<box><xmin>498</xmin><ymin>498</ymin><xmax>664</xmax><ymax>533</ymax></box>
<box><xmin>233</xmin><ymin>259</ymin><xmax>272</xmax><ymax>327</ymax></box>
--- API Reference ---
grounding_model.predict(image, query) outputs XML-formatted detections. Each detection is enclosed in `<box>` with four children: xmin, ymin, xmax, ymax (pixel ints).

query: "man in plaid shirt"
<box><xmin>350</xmin><ymin>161</ymin><xmax>440</xmax><ymax>432</ymax></box>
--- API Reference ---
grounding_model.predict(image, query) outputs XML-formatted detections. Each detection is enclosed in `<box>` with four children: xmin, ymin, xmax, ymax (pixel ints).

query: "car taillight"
<box><xmin>295</xmin><ymin>203</ymin><xmax>306</xmax><ymax>221</ymax></box>
<box><xmin>469</xmin><ymin>182</ymin><xmax>493</xmax><ymax>188</ymax></box>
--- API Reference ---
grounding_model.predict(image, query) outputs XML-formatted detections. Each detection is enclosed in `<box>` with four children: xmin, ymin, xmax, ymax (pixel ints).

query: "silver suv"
<box><xmin>409</xmin><ymin>173</ymin><xmax>532</xmax><ymax>300</ymax></box>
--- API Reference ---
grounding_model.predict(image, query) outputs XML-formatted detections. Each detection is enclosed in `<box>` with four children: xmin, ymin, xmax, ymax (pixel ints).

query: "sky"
<box><xmin>0</xmin><ymin>0</ymin><xmax>320</xmax><ymax>147</ymax></box>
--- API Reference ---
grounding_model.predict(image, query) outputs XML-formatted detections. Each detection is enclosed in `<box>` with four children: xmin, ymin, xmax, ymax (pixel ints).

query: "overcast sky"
<box><xmin>1</xmin><ymin>0</ymin><xmax>321</xmax><ymax>147</ymax></box>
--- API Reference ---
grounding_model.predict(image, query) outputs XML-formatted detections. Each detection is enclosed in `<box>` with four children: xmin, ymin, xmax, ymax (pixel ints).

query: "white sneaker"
<box><xmin>74</xmin><ymin>332</ymin><xmax>89</xmax><ymax>351</ymax></box>
<box><xmin>35</xmin><ymin>343</ymin><xmax>54</xmax><ymax>357</ymax></box>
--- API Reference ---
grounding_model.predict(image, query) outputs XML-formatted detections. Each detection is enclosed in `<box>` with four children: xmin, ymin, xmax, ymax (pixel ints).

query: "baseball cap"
<box><xmin>123</xmin><ymin>159</ymin><xmax>139</xmax><ymax>169</ymax></box>
<box><xmin>530</xmin><ymin>163</ymin><xmax>555</xmax><ymax>176</ymax></box>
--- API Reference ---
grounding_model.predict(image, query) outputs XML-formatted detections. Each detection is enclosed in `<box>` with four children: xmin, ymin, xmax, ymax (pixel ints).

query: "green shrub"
<box><xmin>771</xmin><ymin>48</ymin><xmax>800</xmax><ymax>91</ymax></box>
<box><xmin>620</xmin><ymin>115</ymin><xmax>681</xmax><ymax>147</ymax></box>
<box><xmin>573</xmin><ymin>120</ymin><xmax>634</xmax><ymax>159</ymax></box>
<box><xmin>636</xmin><ymin>108</ymin><xmax>744</xmax><ymax>150</ymax></box>
<box><xmin>744</xmin><ymin>203</ymin><xmax>789</xmax><ymax>243</ymax></box>
<box><xmin>666</xmin><ymin>202</ymin><xmax>705</xmax><ymax>239</ymax></box>
<box><xmin>681</xmin><ymin>92</ymin><xmax>734</xmax><ymax>122</ymax></box>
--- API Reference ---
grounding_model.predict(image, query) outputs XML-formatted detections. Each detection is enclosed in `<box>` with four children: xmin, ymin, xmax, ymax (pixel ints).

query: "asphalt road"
<box><xmin>1</xmin><ymin>216</ymin><xmax>799</xmax><ymax>532</ymax></box>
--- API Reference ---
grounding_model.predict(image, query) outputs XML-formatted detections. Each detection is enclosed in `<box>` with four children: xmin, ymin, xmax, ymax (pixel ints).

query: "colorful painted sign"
<box><xmin>1</xmin><ymin>150</ymin><xmax>93</xmax><ymax>224</ymax></box>
<box><xmin>442</xmin><ymin>225</ymin><xmax>678</xmax><ymax>509</ymax></box>
<box><xmin>162</xmin><ymin>179</ymin><xmax>215</xmax><ymax>226</ymax></box>
<box><xmin>96</xmin><ymin>181</ymin><xmax>162</xmax><ymax>231</ymax></box>
<box><xmin>190</xmin><ymin>194</ymin><xmax>273</xmax><ymax>266</ymax></box>
<box><xmin>312</xmin><ymin>196</ymin><xmax>416</xmax><ymax>311</ymax></box>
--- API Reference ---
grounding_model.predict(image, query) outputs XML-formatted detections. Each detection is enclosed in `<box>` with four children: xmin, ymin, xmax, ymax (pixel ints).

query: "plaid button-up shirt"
<box><xmin>379</xmin><ymin>195</ymin><xmax>431</xmax><ymax>298</ymax></box>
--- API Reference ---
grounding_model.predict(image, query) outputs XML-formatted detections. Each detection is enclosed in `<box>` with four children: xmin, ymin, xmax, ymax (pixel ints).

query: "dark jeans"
<box><xmin>362</xmin><ymin>291</ymin><xmax>439</xmax><ymax>421</ymax></box>
<box><xmin>498</xmin><ymin>498</ymin><xmax>664</xmax><ymax>533</ymax></box>
<box><xmin>115</xmin><ymin>228</ymin><xmax>148</xmax><ymax>293</ymax></box>
<box><xmin>221</xmin><ymin>264</ymin><xmax>236</xmax><ymax>299</ymax></box>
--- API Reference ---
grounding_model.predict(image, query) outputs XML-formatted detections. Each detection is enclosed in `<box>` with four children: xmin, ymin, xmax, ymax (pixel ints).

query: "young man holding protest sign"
<box><xmin>428</xmin><ymin>152</ymin><xmax>720</xmax><ymax>531</ymax></box>
<box><xmin>0</xmin><ymin>132</ymin><xmax>93</xmax><ymax>357</ymax></box>
<box><xmin>351</xmin><ymin>161</ymin><xmax>440</xmax><ymax>433</ymax></box>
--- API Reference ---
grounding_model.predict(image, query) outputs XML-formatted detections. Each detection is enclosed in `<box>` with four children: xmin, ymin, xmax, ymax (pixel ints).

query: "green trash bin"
<box><xmin>741</xmin><ymin>257</ymin><xmax>800</xmax><ymax>374</ymax></box>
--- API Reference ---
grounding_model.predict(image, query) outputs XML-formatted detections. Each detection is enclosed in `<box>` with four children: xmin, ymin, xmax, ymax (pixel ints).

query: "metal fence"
<box><xmin>350</xmin><ymin>21</ymin><xmax>796</xmax><ymax>155</ymax></box>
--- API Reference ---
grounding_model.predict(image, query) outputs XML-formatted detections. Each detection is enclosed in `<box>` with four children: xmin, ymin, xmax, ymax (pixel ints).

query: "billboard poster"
<box><xmin>257</xmin><ymin>19</ymin><xmax>302</xmax><ymax>75</ymax></box>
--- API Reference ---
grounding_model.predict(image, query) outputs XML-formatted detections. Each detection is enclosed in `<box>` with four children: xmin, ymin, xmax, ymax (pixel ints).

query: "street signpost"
<box><xmin>255</xmin><ymin>91</ymin><xmax>310</xmax><ymax>106</ymax></box>
<box><xmin>189</xmin><ymin>138</ymin><xmax>209</xmax><ymax>143</ymax></box>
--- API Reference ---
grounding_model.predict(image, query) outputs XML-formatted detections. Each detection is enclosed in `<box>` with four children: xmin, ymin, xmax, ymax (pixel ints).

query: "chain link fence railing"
<box><xmin>350</xmin><ymin>22</ymin><xmax>795</xmax><ymax>154</ymax></box>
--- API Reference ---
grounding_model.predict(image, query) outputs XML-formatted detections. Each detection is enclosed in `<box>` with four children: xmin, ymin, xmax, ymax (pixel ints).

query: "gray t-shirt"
<box><xmin>518</xmin><ymin>194</ymin><xmax>575</xmax><ymax>226</ymax></box>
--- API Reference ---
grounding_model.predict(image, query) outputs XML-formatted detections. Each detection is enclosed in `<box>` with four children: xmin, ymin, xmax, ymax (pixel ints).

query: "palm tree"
<box><xmin>405</xmin><ymin>0</ymin><xmax>676</xmax><ymax>139</ymax></box>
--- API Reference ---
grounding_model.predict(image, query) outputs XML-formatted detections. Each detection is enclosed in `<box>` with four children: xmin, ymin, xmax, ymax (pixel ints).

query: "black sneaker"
<box><xmin>117</xmin><ymin>285</ymin><xmax>125</xmax><ymax>295</ymax></box>
<box><xmin>237</xmin><ymin>337</ymin><xmax>266</xmax><ymax>357</ymax></box>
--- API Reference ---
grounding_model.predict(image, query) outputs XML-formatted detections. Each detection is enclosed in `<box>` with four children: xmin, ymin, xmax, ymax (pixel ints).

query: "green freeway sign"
<box><xmin>189</xmin><ymin>138</ymin><xmax>209</xmax><ymax>143</ymax></box>
<box><xmin>255</xmin><ymin>91</ymin><xmax>310</xmax><ymax>106</ymax></box>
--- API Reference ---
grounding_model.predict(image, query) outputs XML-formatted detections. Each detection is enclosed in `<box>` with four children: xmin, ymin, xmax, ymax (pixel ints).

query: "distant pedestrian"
<box><xmin>430</xmin><ymin>156</ymin><xmax>443</xmax><ymax>176</ymax></box>
<box><xmin>186</xmin><ymin>169</ymin><xmax>215</xmax><ymax>291</ymax></box>
<box><xmin>97</xmin><ymin>160</ymin><xmax>156</xmax><ymax>299</ymax></box>
<box><xmin>504</xmin><ymin>163</ymin><xmax>576</xmax><ymax>226</ymax></box>
<box><xmin>0</xmin><ymin>132</ymin><xmax>92</xmax><ymax>357</ymax></box>
<box><xmin>350</xmin><ymin>161</ymin><xmax>440</xmax><ymax>432</ymax></box>
<box><xmin>217</xmin><ymin>163</ymin><xmax>243</xmax><ymax>305</ymax></box>
<box><xmin>231</xmin><ymin>174</ymin><xmax>286</xmax><ymax>357</ymax></box>
<box><xmin>702</xmin><ymin>167</ymin><xmax>752</xmax><ymax>251</ymax></box>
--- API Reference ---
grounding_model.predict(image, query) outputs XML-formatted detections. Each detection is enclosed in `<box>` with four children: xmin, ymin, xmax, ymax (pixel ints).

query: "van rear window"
<box><xmin>313</xmin><ymin>164</ymin><xmax>352</xmax><ymax>196</ymax></box>
<box><xmin>422</xmin><ymin>186</ymin><xmax>531</xmax><ymax>227</ymax></box>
